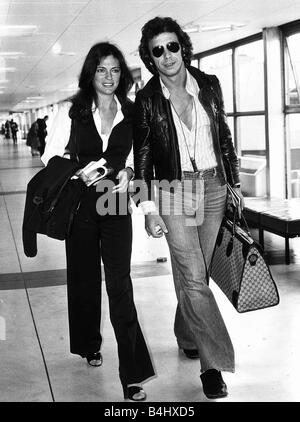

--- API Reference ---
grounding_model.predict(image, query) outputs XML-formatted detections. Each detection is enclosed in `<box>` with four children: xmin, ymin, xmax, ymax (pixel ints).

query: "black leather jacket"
<box><xmin>133</xmin><ymin>66</ymin><xmax>240</xmax><ymax>201</ymax></box>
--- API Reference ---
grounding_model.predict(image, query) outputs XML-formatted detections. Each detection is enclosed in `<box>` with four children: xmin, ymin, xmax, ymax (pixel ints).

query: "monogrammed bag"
<box><xmin>210</xmin><ymin>216</ymin><xmax>280</xmax><ymax>313</ymax></box>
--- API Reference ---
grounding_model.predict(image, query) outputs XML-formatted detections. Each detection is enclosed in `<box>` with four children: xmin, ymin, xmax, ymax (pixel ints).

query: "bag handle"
<box><xmin>66</xmin><ymin>119</ymin><xmax>79</xmax><ymax>163</ymax></box>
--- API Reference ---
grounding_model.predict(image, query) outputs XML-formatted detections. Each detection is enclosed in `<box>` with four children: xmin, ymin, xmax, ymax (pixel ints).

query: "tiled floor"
<box><xmin>0</xmin><ymin>135</ymin><xmax>300</xmax><ymax>402</ymax></box>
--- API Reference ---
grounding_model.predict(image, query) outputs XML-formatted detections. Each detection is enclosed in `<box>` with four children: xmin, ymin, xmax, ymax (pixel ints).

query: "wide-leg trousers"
<box><xmin>159</xmin><ymin>170</ymin><xmax>235</xmax><ymax>373</ymax></box>
<box><xmin>65</xmin><ymin>188</ymin><xmax>155</xmax><ymax>386</ymax></box>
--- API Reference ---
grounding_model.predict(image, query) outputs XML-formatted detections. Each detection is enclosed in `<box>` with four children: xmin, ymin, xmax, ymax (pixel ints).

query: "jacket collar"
<box><xmin>118</xmin><ymin>96</ymin><xmax>133</xmax><ymax>120</ymax></box>
<box><xmin>139</xmin><ymin>66</ymin><xmax>207</xmax><ymax>98</ymax></box>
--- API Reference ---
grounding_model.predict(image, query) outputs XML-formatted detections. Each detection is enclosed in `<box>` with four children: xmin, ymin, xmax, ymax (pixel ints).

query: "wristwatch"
<box><xmin>233</xmin><ymin>183</ymin><xmax>241</xmax><ymax>188</ymax></box>
<box><xmin>125</xmin><ymin>167</ymin><xmax>135</xmax><ymax>181</ymax></box>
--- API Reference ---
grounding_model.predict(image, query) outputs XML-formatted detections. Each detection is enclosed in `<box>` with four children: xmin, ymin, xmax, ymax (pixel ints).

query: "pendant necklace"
<box><xmin>170</xmin><ymin>96</ymin><xmax>198</xmax><ymax>172</ymax></box>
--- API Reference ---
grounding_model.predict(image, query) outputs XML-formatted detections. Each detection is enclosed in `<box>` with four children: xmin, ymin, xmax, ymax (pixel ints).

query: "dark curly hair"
<box><xmin>70</xmin><ymin>42</ymin><xmax>133</xmax><ymax>120</ymax></box>
<box><xmin>138</xmin><ymin>16</ymin><xmax>193</xmax><ymax>75</ymax></box>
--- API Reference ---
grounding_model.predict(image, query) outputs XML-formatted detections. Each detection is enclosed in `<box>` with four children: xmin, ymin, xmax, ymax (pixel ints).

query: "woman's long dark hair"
<box><xmin>69</xmin><ymin>42</ymin><xmax>133</xmax><ymax>120</ymax></box>
<box><xmin>139</xmin><ymin>16</ymin><xmax>193</xmax><ymax>75</ymax></box>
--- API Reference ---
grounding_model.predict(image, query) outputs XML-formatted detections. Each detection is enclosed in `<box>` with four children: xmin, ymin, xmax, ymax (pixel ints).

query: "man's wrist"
<box><xmin>233</xmin><ymin>182</ymin><xmax>241</xmax><ymax>188</ymax></box>
<box><xmin>139</xmin><ymin>200</ymin><xmax>157</xmax><ymax>215</ymax></box>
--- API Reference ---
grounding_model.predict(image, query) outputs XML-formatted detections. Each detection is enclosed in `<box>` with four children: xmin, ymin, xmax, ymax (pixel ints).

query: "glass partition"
<box><xmin>235</xmin><ymin>40</ymin><xmax>264</xmax><ymax>112</ymax></box>
<box><xmin>197</xmin><ymin>36</ymin><xmax>266</xmax><ymax>197</ymax></box>
<box><xmin>237</xmin><ymin>115</ymin><xmax>266</xmax><ymax>196</ymax></box>
<box><xmin>200</xmin><ymin>50</ymin><xmax>233</xmax><ymax>113</ymax></box>
<box><xmin>285</xmin><ymin>33</ymin><xmax>300</xmax><ymax>106</ymax></box>
<box><xmin>286</xmin><ymin>114</ymin><xmax>300</xmax><ymax>197</ymax></box>
<box><xmin>284</xmin><ymin>30</ymin><xmax>300</xmax><ymax>197</ymax></box>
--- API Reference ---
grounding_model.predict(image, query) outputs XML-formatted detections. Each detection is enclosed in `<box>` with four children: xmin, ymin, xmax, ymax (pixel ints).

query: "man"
<box><xmin>10</xmin><ymin>119</ymin><xmax>18</xmax><ymax>144</ymax></box>
<box><xmin>4</xmin><ymin>120</ymin><xmax>10</xmax><ymax>139</ymax></box>
<box><xmin>36</xmin><ymin>115</ymin><xmax>49</xmax><ymax>156</ymax></box>
<box><xmin>133</xmin><ymin>16</ymin><xmax>243</xmax><ymax>399</ymax></box>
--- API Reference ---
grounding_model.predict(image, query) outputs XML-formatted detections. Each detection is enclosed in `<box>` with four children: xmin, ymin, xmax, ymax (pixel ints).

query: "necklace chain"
<box><xmin>170</xmin><ymin>96</ymin><xmax>198</xmax><ymax>172</ymax></box>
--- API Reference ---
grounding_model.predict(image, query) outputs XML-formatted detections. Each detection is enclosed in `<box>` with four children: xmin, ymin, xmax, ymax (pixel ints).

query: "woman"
<box><xmin>41</xmin><ymin>42</ymin><xmax>154</xmax><ymax>401</ymax></box>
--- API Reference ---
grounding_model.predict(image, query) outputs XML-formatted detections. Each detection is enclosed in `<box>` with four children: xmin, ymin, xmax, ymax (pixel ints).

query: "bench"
<box><xmin>243</xmin><ymin>197</ymin><xmax>300</xmax><ymax>265</ymax></box>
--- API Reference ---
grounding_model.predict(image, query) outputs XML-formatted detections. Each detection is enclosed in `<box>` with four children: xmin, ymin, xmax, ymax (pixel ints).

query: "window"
<box><xmin>235</xmin><ymin>41</ymin><xmax>265</xmax><ymax>112</ymax></box>
<box><xmin>196</xmin><ymin>37</ymin><xmax>266</xmax><ymax>197</ymax></box>
<box><xmin>200</xmin><ymin>50</ymin><xmax>233</xmax><ymax>112</ymax></box>
<box><xmin>286</xmin><ymin>114</ymin><xmax>300</xmax><ymax>197</ymax></box>
<box><xmin>237</xmin><ymin>115</ymin><xmax>267</xmax><ymax>197</ymax></box>
<box><xmin>285</xmin><ymin>33</ymin><xmax>300</xmax><ymax>106</ymax></box>
<box><xmin>283</xmin><ymin>26</ymin><xmax>300</xmax><ymax>198</ymax></box>
<box><xmin>227</xmin><ymin>116</ymin><xmax>234</xmax><ymax>145</ymax></box>
<box><xmin>237</xmin><ymin>115</ymin><xmax>266</xmax><ymax>155</ymax></box>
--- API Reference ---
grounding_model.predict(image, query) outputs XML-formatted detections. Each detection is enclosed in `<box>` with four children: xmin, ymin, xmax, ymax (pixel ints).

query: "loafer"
<box><xmin>200</xmin><ymin>369</ymin><xmax>228</xmax><ymax>399</ymax></box>
<box><xmin>182</xmin><ymin>348</ymin><xmax>199</xmax><ymax>359</ymax></box>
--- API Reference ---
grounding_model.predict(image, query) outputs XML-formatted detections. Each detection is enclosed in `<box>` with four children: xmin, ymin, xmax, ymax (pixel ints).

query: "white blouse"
<box><xmin>41</xmin><ymin>96</ymin><xmax>133</xmax><ymax>168</ymax></box>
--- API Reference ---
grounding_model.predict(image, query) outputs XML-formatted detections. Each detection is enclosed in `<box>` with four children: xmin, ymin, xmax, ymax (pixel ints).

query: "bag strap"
<box><xmin>66</xmin><ymin>120</ymin><xmax>79</xmax><ymax>163</ymax></box>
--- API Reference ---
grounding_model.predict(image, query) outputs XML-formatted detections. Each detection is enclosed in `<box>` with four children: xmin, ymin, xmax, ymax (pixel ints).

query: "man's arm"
<box><xmin>132</xmin><ymin>92</ymin><xmax>168</xmax><ymax>237</ymax></box>
<box><xmin>132</xmin><ymin>92</ymin><xmax>155</xmax><ymax>204</ymax></box>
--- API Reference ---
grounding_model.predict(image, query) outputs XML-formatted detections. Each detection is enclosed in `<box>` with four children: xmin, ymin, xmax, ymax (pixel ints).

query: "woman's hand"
<box><xmin>112</xmin><ymin>168</ymin><xmax>133</xmax><ymax>193</ymax></box>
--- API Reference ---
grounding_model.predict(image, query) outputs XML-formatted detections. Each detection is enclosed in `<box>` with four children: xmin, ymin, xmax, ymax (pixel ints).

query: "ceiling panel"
<box><xmin>0</xmin><ymin>0</ymin><xmax>89</xmax><ymax>16</ymax></box>
<box><xmin>1</xmin><ymin>0</ymin><xmax>300</xmax><ymax>113</ymax></box>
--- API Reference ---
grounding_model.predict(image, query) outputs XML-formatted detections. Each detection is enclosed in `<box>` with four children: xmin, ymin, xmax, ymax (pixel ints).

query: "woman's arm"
<box><xmin>41</xmin><ymin>105</ymin><xmax>71</xmax><ymax>165</ymax></box>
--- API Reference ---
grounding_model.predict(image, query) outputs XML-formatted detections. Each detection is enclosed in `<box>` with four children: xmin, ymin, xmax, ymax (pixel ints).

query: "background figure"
<box><xmin>41</xmin><ymin>42</ymin><xmax>154</xmax><ymax>401</ymax></box>
<box><xmin>133</xmin><ymin>16</ymin><xmax>244</xmax><ymax>399</ymax></box>
<box><xmin>26</xmin><ymin>121</ymin><xmax>40</xmax><ymax>156</ymax></box>
<box><xmin>36</xmin><ymin>115</ymin><xmax>48</xmax><ymax>155</ymax></box>
<box><xmin>4</xmin><ymin>120</ymin><xmax>10</xmax><ymax>139</ymax></box>
<box><xmin>10</xmin><ymin>119</ymin><xmax>19</xmax><ymax>144</ymax></box>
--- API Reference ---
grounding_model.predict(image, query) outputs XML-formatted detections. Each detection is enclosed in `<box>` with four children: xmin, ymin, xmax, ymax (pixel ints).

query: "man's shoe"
<box><xmin>200</xmin><ymin>369</ymin><xmax>228</xmax><ymax>399</ymax></box>
<box><xmin>182</xmin><ymin>348</ymin><xmax>199</xmax><ymax>359</ymax></box>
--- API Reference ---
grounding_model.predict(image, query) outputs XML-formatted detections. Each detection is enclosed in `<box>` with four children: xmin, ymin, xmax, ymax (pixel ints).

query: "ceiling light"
<box><xmin>26</xmin><ymin>96</ymin><xmax>44</xmax><ymax>100</ymax></box>
<box><xmin>0</xmin><ymin>67</ymin><xmax>16</xmax><ymax>72</ymax></box>
<box><xmin>184</xmin><ymin>25</ymin><xmax>200</xmax><ymax>33</ymax></box>
<box><xmin>57</xmin><ymin>52</ymin><xmax>76</xmax><ymax>56</ymax></box>
<box><xmin>130</xmin><ymin>49</ymin><xmax>139</xmax><ymax>56</ymax></box>
<box><xmin>0</xmin><ymin>80</ymin><xmax>9</xmax><ymax>83</ymax></box>
<box><xmin>200</xmin><ymin>25</ymin><xmax>235</xmax><ymax>32</ymax></box>
<box><xmin>0</xmin><ymin>25</ymin><xmax>38</xmax><ymax>37</ymax></box>
<box><xmin>60</xmin><ymin>83</ymin><xmax>77</xmax><ymax>92</ymax></box>
<box><xmin>52</xmin><ymin>43</ymin><xmax>62</xmax><ymax>54</ymax></box>
<box><xmin>184</xmin><ymin>23</ymin><xmax>246</xmax><ymax>33</ymax></box>
<box><xmin>60</xmin><ymin>87</ymin><xmax>77</xmax><ymax>92</ymax></box>
<box><xmin>0</xmin><ymin>52</ymin><xmax>24</xmax><ymax>58</ymax></box>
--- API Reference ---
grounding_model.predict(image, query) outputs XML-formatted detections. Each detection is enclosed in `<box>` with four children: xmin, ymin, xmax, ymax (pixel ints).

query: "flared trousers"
<box><xmin>65</xmin><ymin>188</ymin><xmax>155</xmax><ymax>386</ymax></box>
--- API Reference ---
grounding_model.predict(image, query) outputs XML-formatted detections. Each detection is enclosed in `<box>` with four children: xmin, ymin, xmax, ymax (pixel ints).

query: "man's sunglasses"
<box><xmin>151</xmin><ymin>41</ymin><xmax>181</xmax><ymax>58</ymax></box>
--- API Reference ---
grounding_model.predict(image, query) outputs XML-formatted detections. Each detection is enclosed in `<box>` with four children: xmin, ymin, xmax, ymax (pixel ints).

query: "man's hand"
<box><xmin>232</xmin><ymin>187</ymin><xmax>244</xmax><ymax>218</ymax></box>
<box><xmin>145</xmin><ymin>213</ymin><xmax>168</xmax><ymax>238</ymax></box>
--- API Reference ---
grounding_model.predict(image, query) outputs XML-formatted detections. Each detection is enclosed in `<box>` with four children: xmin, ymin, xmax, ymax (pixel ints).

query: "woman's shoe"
<box><xmin>123</xmin><ymin>385</ymin><xmax>147</xmax><ymax>401</ymax></box>
<box><xmin>182</xmin><ymin>348</ymin><xmax>199</xmax><ymax>359</ymax></box>
<box><xmin>86</xmin><ymin>351</ymin><xmax>103</xmax><ymax>367</ymax></box>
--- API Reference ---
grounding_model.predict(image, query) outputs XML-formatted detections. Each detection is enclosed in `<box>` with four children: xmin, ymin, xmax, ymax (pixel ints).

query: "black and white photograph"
<box><xmin>0</xmin><ymin>0</ymin><xmax>300</xmax><ymax>405</ymax></box>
